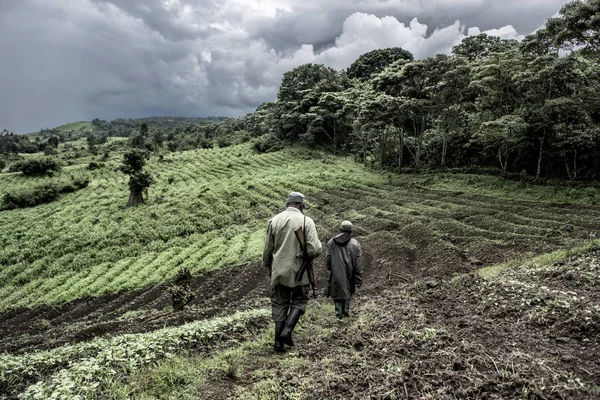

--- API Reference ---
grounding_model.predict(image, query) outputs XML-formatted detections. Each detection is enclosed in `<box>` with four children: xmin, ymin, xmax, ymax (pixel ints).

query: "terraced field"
<box><xmin>0</xmin><ymin>146</ymin><xmax>386</xmax><ymax>311</ymax></box>
<box><xmin>2</xmin><ymin>143</ymin><xmax>600</xmax><ymax>399</ymax></box>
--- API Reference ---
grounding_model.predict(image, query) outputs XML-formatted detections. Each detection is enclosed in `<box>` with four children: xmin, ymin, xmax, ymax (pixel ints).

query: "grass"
<box><xmin>0</xmin><ymin>145</ymin><xmax>387</xmax><ymax>310</ymax></box>
<box><xmin>25</xmin><ymin>121</ymin><xmax>93</xmax><ymax>139</ymax></box>
<box><xmin>479</xmin><ymin>238</ymin><xmax>600</xmax><ymax>279</ymax></box>
<box><xmin>1</xmin><ymin>309</ymin><xmax>269</xmax><ymax>399</ymax></box>
<box><xmin>3</xmin><ymin>142</ymin><xmax>600</xmax><ymax>311</ymax></box>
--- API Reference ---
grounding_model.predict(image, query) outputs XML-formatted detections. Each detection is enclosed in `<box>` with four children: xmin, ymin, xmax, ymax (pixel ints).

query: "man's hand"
<box><xmin>356</xmin><ymin>278</ymin><xmax>363</xmax><ymax>288</ymax></box>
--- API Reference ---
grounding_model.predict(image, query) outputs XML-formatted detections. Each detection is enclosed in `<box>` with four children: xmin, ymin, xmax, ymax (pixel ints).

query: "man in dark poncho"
<box><xmin>325</xmin><ymin>220</ymin><xmax>363</xmax><ymax>319</ymax></box>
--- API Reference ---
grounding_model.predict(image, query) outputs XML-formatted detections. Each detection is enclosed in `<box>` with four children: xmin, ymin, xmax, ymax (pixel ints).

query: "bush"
<box><xmin>87</xmin><ymin>161</ymin><xmax>104</xmax><ymax>170</ymax></box>
<box><xmin>43</xmin><ymin>146</ymin><xmax>57</xmax><ymax>155</ymax></box>
<box><xmin>197</xmin><ymin>138</ymin><xmax>213</xmax><ymax>149</ymax></box>
<box><xmin>60</xmin><ymin>177</ymin><xmax>89</xmax><ymax>193</ymax></box>
<box><xmin>12</xmin><ymin>157</ymin><xmax>62</xmax><ymax>176</ymax></box>
<box><xmin>1</xmin><ymin>177</ymin><xmax>89</xmax><ymax>210</ymax></box>
<box><xmin>253</xmin><ymin>134</ymin><xmax>283</xmax><ymax>153</ymax></box>
<box><xmin>0</xmin><ymin>159</ymin><xmax>5</xmax><ymax>172</ymax></box>
<box><xmin>217</xmin><ymin>136</ymin><xmax>232</xmax><ymax>148</ymax></box>
<box><xmin>1</xmin><ymin>184</ymin><xmax>60</xmax><ymax>210</ymax></box>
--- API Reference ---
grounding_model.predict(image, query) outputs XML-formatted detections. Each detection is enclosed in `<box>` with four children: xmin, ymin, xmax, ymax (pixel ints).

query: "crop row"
<box><xmin>0</xmin><ymin>145</ymin><xmax>384</xmax><ymax>310</ymax></box>
<box><xmin>0</xmin><ymin>309</ymin><xmax>269</xmax><ymax>399</ymax></box>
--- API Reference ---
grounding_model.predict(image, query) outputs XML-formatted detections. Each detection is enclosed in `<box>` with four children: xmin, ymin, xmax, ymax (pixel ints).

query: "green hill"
<box><xmin>1</xmin><ymin>142</ymin><xmax>600</xmax><ymax>399</ymax></box>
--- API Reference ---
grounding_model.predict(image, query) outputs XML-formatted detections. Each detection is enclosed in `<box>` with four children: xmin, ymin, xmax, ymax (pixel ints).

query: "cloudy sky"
<box><xmin>0</xmin><ymin>0</ymin><xmax>568</xmax><ymax>133</ymax></box>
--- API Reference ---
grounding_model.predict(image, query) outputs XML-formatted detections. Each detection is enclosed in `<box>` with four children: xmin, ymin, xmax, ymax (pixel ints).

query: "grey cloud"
<box><xmin>88</xmin><ymin>0</ymin><xmax>221</xmax><ymax>41</ymax></box>
<box><xmin>249</xmin><ymin>0</ymin><xmax>567</xmax><ymax>53</ymax></box>
<box><xmin>0</xmin><ymin>0</ymin><xmax>570</xmax><ymax>133</ymax></box>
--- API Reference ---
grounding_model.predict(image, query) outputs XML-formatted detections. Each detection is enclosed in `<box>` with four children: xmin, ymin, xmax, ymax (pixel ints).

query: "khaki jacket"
<box><xmin>262</xmin><ymin>207</ymin><xmax>322</xmax><ymax>287</ymax></box>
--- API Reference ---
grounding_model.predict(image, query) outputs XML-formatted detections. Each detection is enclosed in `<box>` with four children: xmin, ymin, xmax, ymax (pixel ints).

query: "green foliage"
<box><xmin>12</xmin><ymin>157</ymin><xmax>62</xmax><ymax>176</ymax></box>
<box><xmin>87</xmin><ymin>161</ymin><xmax>104</xmax><ymax>170</ymax></box>
<box><xmin>347</xmin><ymin>47</ymin><xmax>413</xmax><ymax>81</ymax></box>
<box><xmin>0</xmin><ymin>310</ymin><xmax>268</xmax><ymax>399</ymax></box>
<box><xmin>253</xmin><ymin>134</ymin><xmax>283</xmax><ymax>153</ymax></box>
<box><xmin>128</xmin><ymin>171</ymin><xmax>155</xmax><ymax>193</ymax></box>
<box><xmin>544</xmin><ymin>0</ymin><xmax>600</xmax><ymax>55</ymax></box>
<box><xmin>120</xmin><ymin>149</ymin><xmax>149</xmax><ymax>175</ymax></box>
<box><xmin>0</xmin><ymin>177</ymin><xmax>88</xmax><ymax>210</ymax></box>
<box><xmin>0</xmin><ymin>145</ymin><xmax>387</xmax><ymax>311</ymax></box>
<box><xmin>0</xmin><ymin>128</ymin><xmax>38</xmax><ymax>154</ymax></box>
<box><xmin>452</xmin><ymin>33</ymin><xmax>518</xmax><ymax>61</ymax></box>
<box><xmin>1</xmin><ymin>184</ymin><xmax>60</xmax><ymax>210</ymax></box>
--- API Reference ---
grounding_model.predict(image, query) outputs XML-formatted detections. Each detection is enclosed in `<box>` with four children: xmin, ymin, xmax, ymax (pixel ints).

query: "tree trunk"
<box><xmin>441</xmin><ymin>130</ymin><xmax>448</xmax><ymax>171</ymax></box>
<box><xmin>398</xmin><ymin>128</ymin><xmax>404</xmax><ymax>170</ymax></box>
<box><xmin>333</xmin><ymin>118</ymin><xmax>337</xmax><ymax>155</ymax></box>
<box><xmin>380</xmin><ymin>126</ymin><xmax>389</xmax><ymax>170</ymax></box>
<box><xmin>564</xmin><ymin>150</ymin><xmax>577</xmax><ymax>181</ymax></box>
<box><xmin>536</xmin><ymin>131</ymin><xmax>545</xmax><ymax>179</ymax></box>
<box><xmin>127</xmin><ymin>191</ymin><xmax>144</xmax><ymax>207</ymax></box>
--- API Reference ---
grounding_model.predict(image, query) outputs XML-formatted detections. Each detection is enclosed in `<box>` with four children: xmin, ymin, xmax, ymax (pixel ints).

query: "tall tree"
<box><xmin>452</xmin><ymin>33</ymin><xmax>518</xmax><ymax>62</ymax></box>
<box><xmin>347</xmin><ymin>47</ymin><xmax>413</xmax><ymax>81</ymax></box>
<box><xmin>120</xmin><ymin>150</ymin><xmax>154</xmax><ymax>207</ymax></box>
<box><xmin>545</xmin><ymin>0</ymin><xmax>600</xmax><ymax>55</ymax></box>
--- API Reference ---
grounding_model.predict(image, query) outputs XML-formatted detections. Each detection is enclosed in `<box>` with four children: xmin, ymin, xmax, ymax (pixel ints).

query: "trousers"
<box><xmin>334</xmin><ymin>299</ymin><xmax>351</xmax><ymax>319</ymax></box>
<box><xmin>270</xmin><ymin>284</ymin><xmax>310</xmax><ymax>322</ymax></box>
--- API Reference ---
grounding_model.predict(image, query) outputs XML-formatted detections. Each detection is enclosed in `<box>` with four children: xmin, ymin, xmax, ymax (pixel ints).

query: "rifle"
<box><xmin>294</xmin><ymin>218</ymin><xmax>316</xmax><ymax>298</ymax></box>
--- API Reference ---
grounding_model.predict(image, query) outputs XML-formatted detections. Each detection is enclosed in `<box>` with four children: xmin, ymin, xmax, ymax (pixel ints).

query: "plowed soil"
<box><xmin>0</xmin><ymin>182</ymin><xmax>600</xmax><ymax>399</ymax></box>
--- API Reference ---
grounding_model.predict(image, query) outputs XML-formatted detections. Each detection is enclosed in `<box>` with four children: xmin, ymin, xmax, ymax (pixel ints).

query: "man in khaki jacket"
<box><xmin>262</xmin><ymin>192</ymin><xmax>322</xmax><ymax>352</ymax></box>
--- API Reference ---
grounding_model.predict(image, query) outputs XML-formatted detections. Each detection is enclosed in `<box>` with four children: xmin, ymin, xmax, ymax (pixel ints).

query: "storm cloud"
<box><xmin>0</xmin><ymin>0</ymin><xmax>568</xmax><ymax>133</ymax></box>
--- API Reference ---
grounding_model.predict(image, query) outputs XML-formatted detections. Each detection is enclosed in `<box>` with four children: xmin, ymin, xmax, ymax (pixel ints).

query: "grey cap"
<box><xmin>340</xmin><ymin>220</ymin><xmax>353</xmax><ymax>232</ymax></box>
<box><xmin>287</xmin><ymin>191</ymin><xmax>305</xmax><ymax>204</ymax></box>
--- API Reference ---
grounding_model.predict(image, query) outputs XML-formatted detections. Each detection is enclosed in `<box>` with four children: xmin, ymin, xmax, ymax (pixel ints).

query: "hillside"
<box><xmin>1</xmin><ymin>143</ymin><xmax>600</xmax><ymax>399</ymax></box>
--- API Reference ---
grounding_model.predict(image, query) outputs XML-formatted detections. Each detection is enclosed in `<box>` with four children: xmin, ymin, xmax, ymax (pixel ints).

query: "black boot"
<box><xmin>280</xmin><ymin>308</ymin><xmax>302</xmax><ymax>346</ymax></box>
<box><xmin>274</xmin><ymin>322</ymin><xmax>285</xmax><ymax>353</ymax></box>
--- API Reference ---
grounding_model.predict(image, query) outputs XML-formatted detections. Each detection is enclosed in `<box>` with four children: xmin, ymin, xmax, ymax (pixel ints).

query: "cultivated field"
<box><xmin>1</xmin><ymin>143</ymin><xmax>600</xmax><ymax>399</ymax></box>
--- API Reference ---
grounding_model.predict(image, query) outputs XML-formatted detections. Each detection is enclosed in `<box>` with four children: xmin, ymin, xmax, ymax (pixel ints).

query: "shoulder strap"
<box><xmin>303</xmin><ymin>215</ymin><xmax>307</xmax><ymax>243</ymax></box>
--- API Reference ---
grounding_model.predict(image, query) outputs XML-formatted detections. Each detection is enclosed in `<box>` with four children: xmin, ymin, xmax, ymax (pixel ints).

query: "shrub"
<box><xmin>0</xmin><ymin>159</ymin><xmax>5</xmax><ymax>172</ymax></box>
<box><xmin>60</xmin><ymin>177</ymin><xmax>89</xmax><ymax>193</ymax></box>
<box><xmin>1</xmin><ymin>184</ymin><xmax>60</xmax><ymax>210</ymax></box>
<box><xmin>43</xmin><ymin>146</ymin><xmax>57</xmax><ymax>155</ymax></box>
<box><xmin>217</xmin><ymin>136</ymin><xmax>232</xmax><ymax>148</ymax></box>
<box><xmin>253</xmin><ymin>134</ymin><xmax>283</xmax><ymax>153</ymax></box>
<box><xmin>13</xmin><ymin>157</ymin><xmax>62</xmax><ymax>176</ymax></box>
<box><xmin>197</xmin><ymin>138</ymin><xmax>213</xmax><ymax>149</ymax></box>
<box><xmin>87</xmin><ymin>161</ymin><xmax>104</xmax><ymax>170</ymax></box>
<box><xmin>1</xmin><ymin>178</ymin><xmax>89</xmax><ymax>210</ymax></box>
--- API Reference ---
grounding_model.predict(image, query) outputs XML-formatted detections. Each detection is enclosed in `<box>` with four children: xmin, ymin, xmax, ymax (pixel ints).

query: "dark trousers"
<box><xmin>271</xmin><ymin>284</ymin><xmax>310</xmax><ymax>322</ymax></box>
<box><xmin>334</xmin><ymin>299</ymin><xmax>351</xmax><ymax>319</ymax></box>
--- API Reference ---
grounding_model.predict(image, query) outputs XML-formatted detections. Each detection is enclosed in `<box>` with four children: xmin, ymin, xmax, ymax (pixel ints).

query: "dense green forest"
<box><xmin>238</xmin><ymin>0</ymin><xmax>600</xmax><ymax>180</ymax></box>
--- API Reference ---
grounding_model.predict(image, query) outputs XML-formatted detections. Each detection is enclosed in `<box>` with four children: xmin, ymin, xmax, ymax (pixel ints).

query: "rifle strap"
<box><xmin>303</xmin><ymin>215</ymin><xmax>306</xmax><ymax>250</ymax></box>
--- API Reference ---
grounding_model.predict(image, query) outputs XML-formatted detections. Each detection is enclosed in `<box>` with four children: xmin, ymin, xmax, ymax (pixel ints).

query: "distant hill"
<box><xmin>25</xmin><ymin>116</ymin><xmax>229</xmax><ymax>140</ymax></box>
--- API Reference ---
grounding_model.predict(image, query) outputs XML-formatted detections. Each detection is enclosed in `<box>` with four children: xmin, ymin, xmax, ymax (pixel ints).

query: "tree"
<box><xmin>374</xmin><ymin>58</ymin><xmax>439</xmax><ymax>171</ymax></box>
<box><xmin>46</xmin><ymin>136</ymin><xmax>59</xmax><ymax>149</ymax></box>
<box><xmin>545</xmin><ymin>0</ymin><xmax>600</xmax><ymax>55</ymax></box>
<box><xmin>120</xmin><ymin>149</ymin><xmax>154</xmax><ymax>206</ymax></box>
<box><xmin>452</xmin><ymin>33</ymin><xmax>518</xmax><ymax>62</ymax></box>
<box><xmin>347</xmin><ymin>47</ymin><xmax>413</xmax><ymax>81</ymax></box>
<box><xmin>474</xmin><ymin>114</ymin><xmax>527</xmax><ymax>177</ymax></box>
<box><xmin>277</xmin><ymin>64</ymin><xmax>346</xmax><ymax>142</ymax></box>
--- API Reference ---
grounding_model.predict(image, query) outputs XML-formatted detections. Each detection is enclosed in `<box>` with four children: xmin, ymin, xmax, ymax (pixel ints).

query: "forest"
<box><xmin>237</xmin><ymin>0</ymin><xmax>600</xmax><ymax>180</ymax></box>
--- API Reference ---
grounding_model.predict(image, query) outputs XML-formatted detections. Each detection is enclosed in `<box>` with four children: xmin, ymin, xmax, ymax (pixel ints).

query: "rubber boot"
<box><xmin>274</xmin><ymin>322</ymin><xmax>285</xmax><ymax>353</ymax></box>
<box><xmin>280</xmin><ymin>308</ymin><xmax>302</xmax><ymax>345</ymax></box>
<box><xmin>284</xmin><ymin>331</ymin><xmax>294</xmax><ymax>347</ymax></box>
